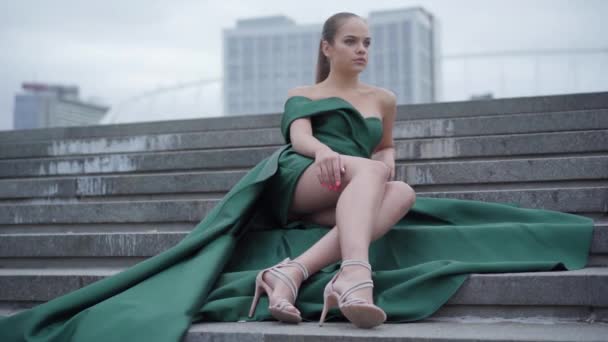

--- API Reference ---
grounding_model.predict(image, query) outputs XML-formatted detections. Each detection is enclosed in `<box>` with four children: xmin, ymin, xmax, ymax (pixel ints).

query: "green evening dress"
<box><xmin>0</xmin><ymin>96</ymin><xmax>594</xmax><ymax>341</ymax></box>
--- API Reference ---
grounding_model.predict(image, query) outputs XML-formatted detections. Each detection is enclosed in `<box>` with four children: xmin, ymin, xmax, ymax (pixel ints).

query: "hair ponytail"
<box><xmin>315</xmin><ymin>12</ymin><xmax>360</xmax><ymax>84</ymax></box>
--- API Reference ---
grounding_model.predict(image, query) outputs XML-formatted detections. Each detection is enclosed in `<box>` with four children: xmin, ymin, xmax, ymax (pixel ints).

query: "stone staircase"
<box><xmin>0</xmin><ymin>91</ymin><xmax>607</xmax><ymax>341</ymax></box>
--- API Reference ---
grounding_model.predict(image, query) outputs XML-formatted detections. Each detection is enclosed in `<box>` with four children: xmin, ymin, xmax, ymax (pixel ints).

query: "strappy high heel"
<box><xmin>248</xmin><ymin>257</ymin><xmax>310</xmax><ymax>323</ymax></box>
<box><xmin>319</xmin><ymin>259</ymin><xmax>386</xmax><ymax>329</ymax></box>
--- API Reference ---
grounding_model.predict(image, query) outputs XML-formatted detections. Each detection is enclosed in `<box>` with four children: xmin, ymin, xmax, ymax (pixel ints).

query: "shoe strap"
<box><xmin>268</xmin><ymin>267</ymin><xmax>298</xmax><ymax>300</ymax></box>
<box><xmin>271</xmin><ymin>298</ymin><xmax>297</xmax><ymax>311</ymax></box>
<box><xmin>266</xmin><ymin>258</ymin><xmax>308</xmax><ymax>301</ymax></box>
<box><xmin>338</xmin><ymin>280</ymin><xmax>374</xmax><ymax>306</ymax></box>
<box><xmin>337</xmin><ymin>260</ymin><xmax>374</xmax><ymax>306</ymax></box>
<box><xmin>340</xmin><ymin>259</ymin><xmax>371</xmax><ymax>271</ymax></box>
<box><xmin>284</xmin><ymin>258</ymin><xmax>310</xmax><ymax>280</ymax></box>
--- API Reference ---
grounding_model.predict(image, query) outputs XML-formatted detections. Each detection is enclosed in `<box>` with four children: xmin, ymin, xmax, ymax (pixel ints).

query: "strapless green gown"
<box><xmin>0</xmin><ymin>96</ymin><xmax>594</xmax><ymax>341</ymax></box>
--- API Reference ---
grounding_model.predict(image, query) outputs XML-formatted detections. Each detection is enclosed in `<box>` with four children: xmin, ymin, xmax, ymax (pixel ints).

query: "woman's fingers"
<box><xmin>320</xmin><ymin>162</ymin><xmax>332</xmax><ymax>190</ymax></box>
<box><xmin>333</xmin><ymin>157</ymin><xmax>341</xmax><ymax>186</ymax></box>
<box><xmin>317</xmin><ymin>173</ymin><xmax>323</xmax><ymax>186</ymax></box>
<box><xmin>316</xmin><ymin>155</ymin><xmax>344</xmax><ymax>192</ymax></box>
<box><xmin>326</xmin><ymin>160</ymin><xmax>335</xmax><ymax>186</ymax></box>
<box><xmin>317</xmin><ymin>163</ymin><xmax>326</xmax><ymax>186</ymax></box>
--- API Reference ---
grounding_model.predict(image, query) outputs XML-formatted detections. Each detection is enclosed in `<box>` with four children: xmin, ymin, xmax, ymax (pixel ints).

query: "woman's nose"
<box><xmin>357</xmin><ymin>43</ymin><xmax>367</xmax><ymax>53</ymax></box>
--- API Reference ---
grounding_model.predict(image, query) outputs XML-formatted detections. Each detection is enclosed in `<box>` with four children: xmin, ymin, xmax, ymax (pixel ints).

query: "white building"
<box><xmin>13</xmin><ymin>82</ymin><xmax>109</xmax><ymax>130</ymax></box>
<box><xmin>222</xmin><ymin>7</ymin><xmax>441</xmax><ymax>116</ymax></box>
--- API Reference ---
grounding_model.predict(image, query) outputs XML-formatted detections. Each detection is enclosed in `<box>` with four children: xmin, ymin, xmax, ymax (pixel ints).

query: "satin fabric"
<box><xmin>0</xmin><ymin>96</ymin><xmax>594</xmax><ymax>341</ymax></box>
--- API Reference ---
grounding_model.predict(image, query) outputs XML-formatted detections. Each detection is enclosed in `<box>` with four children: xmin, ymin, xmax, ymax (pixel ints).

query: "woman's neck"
<box><xmin>322</xmin><ymin>69</ymin><xmax>361</xmax><ymax>91</ymax></box>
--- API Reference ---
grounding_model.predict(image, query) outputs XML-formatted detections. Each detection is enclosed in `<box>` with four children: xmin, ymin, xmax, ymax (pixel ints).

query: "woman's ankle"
<box><xmin>339</xmin><ymin>265</ymin><xmax>371</xmax><ymax>280</ymax></box>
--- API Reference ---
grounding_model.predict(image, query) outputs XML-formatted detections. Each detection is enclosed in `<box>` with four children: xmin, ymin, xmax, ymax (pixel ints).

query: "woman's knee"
<box><xmin>388</xmin><ymin>181</ymin><xmax>416</xmax><ymax>212</ymax></box>
<box><xmin>346</xmin><ymin>158</ymin><xmax>390</xmax><ymax>182</ymax></box>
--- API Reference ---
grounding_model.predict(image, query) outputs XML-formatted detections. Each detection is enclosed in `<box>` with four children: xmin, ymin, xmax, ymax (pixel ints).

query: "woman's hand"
<box><xmin>371</xmin><ymin>148</ymin><xmax>396</xmax><ymax>182</ymax></box>
<box><xmin>314</xmin><ymin>148</ymin><xmax>345</xmax><ymax>192</ymax></box>
<box><xmin>384</xmin><ymin>160</ymin><xmax>395</xmax><ymax>182</ymax></box>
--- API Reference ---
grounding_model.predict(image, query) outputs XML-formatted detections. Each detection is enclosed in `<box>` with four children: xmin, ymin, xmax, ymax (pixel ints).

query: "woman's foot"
<box><xmin>331</xmin><ymin>264</ymin><xmax>374</xmax><ymax>304</ymax></box>
<box><xmin>262</xmin><ymin>262</ymin><xmax>306</xmax><ymax>314</ymax></box>
<box><xmin>318</xmin><ymin>259</ymin><xmax>386</xmax><ymax>328</ymax></box>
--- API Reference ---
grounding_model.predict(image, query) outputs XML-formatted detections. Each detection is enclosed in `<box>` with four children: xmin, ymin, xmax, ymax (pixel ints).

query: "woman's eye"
<box><xmin>345</xmin><ymin>39</ymin><xmax>370</xmax><ymax>46</ymax></box>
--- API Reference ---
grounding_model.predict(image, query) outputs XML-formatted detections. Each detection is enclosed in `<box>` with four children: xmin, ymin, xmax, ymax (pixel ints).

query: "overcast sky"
<box><xmin>0</xmin><ymin>0</ymin><xmax>606</xmax><ymax>130</ymax></box>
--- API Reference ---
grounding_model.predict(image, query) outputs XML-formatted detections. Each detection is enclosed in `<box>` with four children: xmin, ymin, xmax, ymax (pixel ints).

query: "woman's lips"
<box><xmin>354</xmin><ymin>59</ymin><xmax>366</xmax><ymax>63</ymax></box>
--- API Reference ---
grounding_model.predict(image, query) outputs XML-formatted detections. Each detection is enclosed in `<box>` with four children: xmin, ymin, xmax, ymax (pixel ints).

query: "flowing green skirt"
<box><xmin>0</xmin><ymin>143</ymin><xmax>594</xmax><ymax>341</ymax></box>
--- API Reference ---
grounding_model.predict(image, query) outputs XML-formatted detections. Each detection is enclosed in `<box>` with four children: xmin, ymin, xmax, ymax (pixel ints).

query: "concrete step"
<box><xmin>398</xmin><ymin>108</ymin><xmax>608</xmax><ymax>140</ymax></box>
<box><xmin>0</xmin><ymin>267</ymin><xmax>606</xmax><ymax>327</ymax></box>
<box><xmin>0</xmin><ymin>199</ymin><xmax>212</xmax><ymax>224</ymax></box>
<box><xmin>0</xmin><ymin>113</ymin><xmax>280</xmax><ymax>144</ymax></box>
<box><xmin>0</xmin><ymin>128</ymin><xmax>280</xmax><ymax>159</ymax></box>
<box><xmin>419</xmin><ymin>186</ymin><xmax>607</xmax><ymax>213</ymax></box>
<box><xmin>0</xmin><ymin>220</ymin><xmax>604</xmax><ymax>268</ymax></box>
<box><xmin>0</xmin><ymin>155</ymin><xmax>605</xmax><ymax>201</ymax></box>
<box><xmin>1</xmin><ymin>109</ymin><xmax>606</xmax><ymax>159</ymax></box>
<box><xmin>0</xmin><ymin>187</ymin><xmax>605</xmax><ymax>225</ymax></box>
<box><xmin>400</xmin><ymin>91</ymin><xmax>608</xmax><ymax>120</ymax></box>
<box><xmin>0</xmin><ymin>318</ymin><xmax>604</xmax><ymax>342</ymax></box>
<box><xmin>0</xmin><ymin>91</ymin><xmax>605</xmax><ymax>145</ymax></box>
<box><xmin>0</xmin><ymin>130</ymin><xmax>606</xmax><ymax>178</ymax></box>
<box><xmin>182</xmin><ymin>320</ymin><xmax>608</xmax><ymax>342</ymax></box>
<box><xmin>397</xmin><ymin>130</ymin><xmax>607</xmax><ymax>162</ymax></box>
<box><xmin>0</xmin><ymin>147</ymin><xmax>268</xmax><ymax>178</ymax></box>
<box><xmin>0</xmin><ymin>313</ymin><xmax>604</xmax><ymax>341</ymax></box>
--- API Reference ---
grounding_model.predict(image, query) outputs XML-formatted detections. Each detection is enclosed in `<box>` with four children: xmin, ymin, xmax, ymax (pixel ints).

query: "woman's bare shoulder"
<box><xmin>287</xmin><ymin>85</ymin><xmax>315</xmax><ymax>98</ymax></box>
<box><xmin>287</xmin><ymin>83</ymin><xmax>395</xmax><ymax>108</ymax></box>
<box><xmin>366</xmin><ymin>85</ymin><xmax>396</xmax><ymax>103</ymax></box>
<box><xmin>358</xmin><ymin>85</ymin><xmax>396</xmax><ymax>121</ymax></box>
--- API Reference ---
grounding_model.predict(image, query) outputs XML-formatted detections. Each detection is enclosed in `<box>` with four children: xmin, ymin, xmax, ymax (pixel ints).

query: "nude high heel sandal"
<box><xmin>248</xmin><ymin>257</ymin><xmax>310</xmax><ymax>323</ymax></box>
<box><xmin>319</xmin><ymin>259</ymin><xmax>387</xmax><ymax>329</ymax></box>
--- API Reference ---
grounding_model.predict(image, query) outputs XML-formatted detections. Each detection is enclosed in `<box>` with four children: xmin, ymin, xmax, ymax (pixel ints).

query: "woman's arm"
<box><xmin>371</xmin><ymin>90</ymin><xmax>397</xmax><ymax>181</ymax></box>
<box><xmin>290</xmin><ymin>117</ymin><xmax>333</xmax><ymax>158</ymax></box>
<box><xmin>372</xmin><ymin>148</ymin><xmax>395</xmax><ymax>172</ymax></box>
<box><xmin>286</xmin><ymin>87</ymin><xmax>346</xmax><ymax>188</ymax></box>
<box><xmin>287</xmin><ymin>88</ymin><xmax>333</xmax><ymax>158</ymax></box>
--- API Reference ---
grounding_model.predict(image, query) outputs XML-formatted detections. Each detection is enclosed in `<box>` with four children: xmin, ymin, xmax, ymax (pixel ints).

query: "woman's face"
<box><xmin>324</xmin><ymin>17</ymin><xmax>371</xmax><ymax>73</ymax></box>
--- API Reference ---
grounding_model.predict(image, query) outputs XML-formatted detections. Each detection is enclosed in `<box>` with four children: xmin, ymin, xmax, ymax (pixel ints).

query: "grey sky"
<box><xmin>0</xmin><ymin>0</ymin><xmax>606</xmax><ymax>130</ymax></box>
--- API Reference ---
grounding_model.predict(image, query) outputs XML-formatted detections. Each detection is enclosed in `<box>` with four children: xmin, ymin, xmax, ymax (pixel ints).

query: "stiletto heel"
<box><xmin>248</xmin><ymin>257</ymin><xmax>310</xmax><ymax>323</ymax></box>
<box><xmin>319</xmin><ymin>259</ymin><xmax>386</xmax><ymax>329</ymax></box>
<box><xmin>319</xmin><ymin>277</ymin><xmax>339</xmax><ymax>326</ymax></box>
<box><xmin>248</xmin><ymin>282</ymin><xmax>263</xmax><ymax>318</ymax></box>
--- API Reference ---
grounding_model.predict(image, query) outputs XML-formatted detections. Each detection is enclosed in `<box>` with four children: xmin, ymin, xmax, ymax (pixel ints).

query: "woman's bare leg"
<box><xmin>294</xmin><ymin>180</ymin><xmax>416</xmax><ymax>279</ymax></box>
<box><xmin>262</xmin><ymin>155</ymin><xmax>416</xmax><ymax>312</ymax></box>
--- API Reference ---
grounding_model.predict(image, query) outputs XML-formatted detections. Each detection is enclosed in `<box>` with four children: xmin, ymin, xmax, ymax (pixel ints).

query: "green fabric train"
<box><xmin>0</xmin><ymin>96</ymin><xmax>594</xmax><ymax>341</ymax></box>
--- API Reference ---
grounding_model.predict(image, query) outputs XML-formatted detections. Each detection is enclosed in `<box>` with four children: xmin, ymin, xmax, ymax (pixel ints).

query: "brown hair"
<box><xmin>315</xmin><ymin>12</ymin><xmax>362</xmax><ymax>84</ymax></box>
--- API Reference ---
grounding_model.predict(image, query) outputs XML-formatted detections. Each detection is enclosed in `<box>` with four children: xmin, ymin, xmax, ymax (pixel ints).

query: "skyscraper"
<box><xmin>222</xmin><ymin>7</ymin><xmax>441</xmax><ymax>116</ymax></box>
<box><xmin>13</xmin><ymin>82</ymin><xmax>109</xmax><ymax>130</ymax></box>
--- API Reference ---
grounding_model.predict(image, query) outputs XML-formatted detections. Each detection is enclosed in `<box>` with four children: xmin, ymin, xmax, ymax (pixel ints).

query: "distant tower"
<box><xmin>222</xmin><ymin>15</ymin><xmax>318</xmax><ymax>116</ymax></box>
<box><xmin>222</xmin><ymin>7</ymin><xmax>441</xmax><ymax>116</ymax></box>
<box><xmin>363</xmin><ymin>7</ymin><xmax>441</xmax><ymax>104</ymax></box>
<box><xmin>13</xmin><ymin>82</ymin><xmax>109</xmax><ymax>130</ymax></box>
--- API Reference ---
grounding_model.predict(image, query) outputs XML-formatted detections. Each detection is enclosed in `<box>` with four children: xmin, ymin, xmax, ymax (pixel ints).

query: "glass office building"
<box><xmin>13</xmin><ymin>82</ymin><xmax>109</xmax><ymax>130</ymax></box>
<box><xmin>222</xmin><ymin>7</ymin><xmax>441</xmax><ymax>116</ymax></box>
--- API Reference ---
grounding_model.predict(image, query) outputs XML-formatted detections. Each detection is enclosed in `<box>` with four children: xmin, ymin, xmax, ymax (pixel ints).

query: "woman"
<box><xmin>249</xmin><ymin>12</ymin><xmax>415</xmax><ymax>329</ymax></box>
<box><xmin>0</xmin><ymin>11</ymin><xmax>594</xmax><ymax>342</ymax></box>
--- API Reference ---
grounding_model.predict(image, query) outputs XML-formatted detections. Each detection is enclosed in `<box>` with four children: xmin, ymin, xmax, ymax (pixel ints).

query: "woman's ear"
<box><xmin>321</xmin><ymin>40</ymin><xmax>331</xmax><ymax>59</ymax></box>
